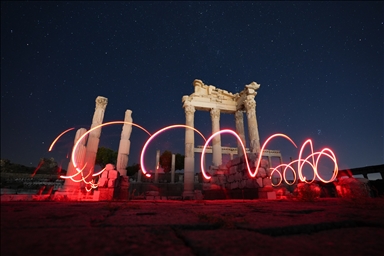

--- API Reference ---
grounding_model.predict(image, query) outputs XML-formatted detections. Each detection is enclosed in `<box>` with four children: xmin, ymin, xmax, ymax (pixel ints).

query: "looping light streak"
<box><xmin>140</xmin><ymin>124</ymin><xmax>206</xmax><ymax>177</ymax></box>
<box><xmin>57</xmin><ymin>121</ymin><xmax>151</xmax><ymax>190</ymax></box>
<box><xmin>48</xmin><ymin>128</ymin><xmax>75</xmax><ymax>151</ymax></box>
<box><xmin>269</xmin><ymin>140</ymin><xmax>338</xmax><ymax>186</ymax></box>
<box><xmin>200</xmin><ymin>129</ymin><xmax>247</xmax><ymax>180</ymax></box>
<box><xmin>201</xmin><ymin>131</ymin><xmax>297</xmax><ymax>180</ymax></box>
<box><xmin>53</xmin><ymin>120</ymin><xmax>338</xmax><ymax>191</ymax></box>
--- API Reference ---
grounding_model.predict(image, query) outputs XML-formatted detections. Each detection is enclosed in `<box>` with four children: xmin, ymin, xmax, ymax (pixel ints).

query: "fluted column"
<box><xmin>235</xmin><ymin>111</ymin><xmax>246</xmax><ymax>157</ymax></box>
<box><xmin>171</xmin><ymin>154</ymin><xmax>175</xmax><ymax>184</ymax></box>
<box><xmin>244</xmin><ymin>96</ymin><xmax>260</xmax><ymax>154</ymax></box>
<box><xmin>137</xmin><ymin>167</ymin><xmax>142</xmax><ymax>183</ymax></box>
<box><xmin>63</xmin><ymin>128</ymin><xmax>88</xmax><ymax>191</ymax></box>
<box><xmin>154</xmin><ymin>150</ymin><xmax>160</xmax><ymax>183</ymax></box>
<box><xmin>183</xmin><ymin>104</ymin><xmax>195</xmax><ymax>198</ymax></box>
<box><xmin>210</xmin><ymin>108</ymin><xmax>222</xmax><ymax>166</ymax></box>
<box><xmin>83</xmin><ymin>96</ymin><xmax>108</xmax><ymax>187</ymax></box>
<box><xmin>116</xmin><ymin>110</ymin><xmax>133</xmax><ymax>176</ymax></box>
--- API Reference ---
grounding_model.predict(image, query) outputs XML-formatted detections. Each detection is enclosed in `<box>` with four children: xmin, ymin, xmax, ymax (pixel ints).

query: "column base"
<box><xmin>182</xmin><ymin>190</ymin><xmax>195</xmax><ymax>200</ymax></box>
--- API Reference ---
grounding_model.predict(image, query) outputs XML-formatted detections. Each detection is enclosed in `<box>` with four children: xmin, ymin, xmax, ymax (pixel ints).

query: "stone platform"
<box><xmin>1</xmin><ymin>198</ymin><xmax>384</xmax><ymax>255</ymax></box>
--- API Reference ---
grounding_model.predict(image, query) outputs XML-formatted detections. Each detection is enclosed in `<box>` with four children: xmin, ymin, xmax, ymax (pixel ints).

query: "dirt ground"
<box><xmin>1</xmin><ymin>198</ymin><xmax>384</xmax><ymax>256</ymax></box>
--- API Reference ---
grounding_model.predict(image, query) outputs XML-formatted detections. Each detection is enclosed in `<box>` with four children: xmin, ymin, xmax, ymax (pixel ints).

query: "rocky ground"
<box><xmin>1</xmin><ymin>198</ymin><xmax>384</xmax><ymax>256</ymax></box>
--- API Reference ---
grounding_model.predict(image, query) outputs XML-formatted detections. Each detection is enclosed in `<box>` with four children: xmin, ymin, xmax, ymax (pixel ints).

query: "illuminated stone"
<box><xmin>83</xmin><ymin>96</ymin><xmax>108</xmax><ymax>188</ymax></box>
<box><xmin>116</xmin><ymin>110</ymin><xmax>133</xmax><ymax>177</ymax></box>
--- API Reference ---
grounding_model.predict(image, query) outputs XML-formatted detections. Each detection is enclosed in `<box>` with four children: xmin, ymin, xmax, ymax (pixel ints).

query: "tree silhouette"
<box><xmin>126</xmin><ymin>163</ymin><xmax>140</xmax><ymax>176</ymax></box>
<box><xmin>159</xmin><ymin>150</ymin><xmax>172</xmax><ymax>173</ymax></box>
<box><xmin>159</xmin><ymin>151</ymin><xmax>185</xmax><ymax>172</ymax></box>
<box><xmin>175</xmin><ymin>153</ymin><xmax>184</xmax><ymax>171</ymax></box>
<box><xmin>95</xmin><ymin>147</ymin><xmax>118</xmax><ymax>168</ymax></box>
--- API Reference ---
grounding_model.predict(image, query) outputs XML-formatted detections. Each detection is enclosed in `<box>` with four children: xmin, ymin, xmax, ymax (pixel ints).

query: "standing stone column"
<box><xmin>235</xmin><ymin>111</ymin><xmax>246</xmax><ymax>157</ymax></box>
<box><xmin>210</xmin><ymin>108</ymin><xmax>222</xmax><ymax>166</ymax></box>
<box><xmin>83</xmin><ymin>96</ymin><xmax>108</xmax><ymax>186</ymax></box>
<box><xmin>116</xmin><ymin>110</ymin><xmax>133</xmax><ymax>176</ymax></box>
<box><xmin>244</xmin><ymin>96</ymin><xmax>261</xmax><ymax>154</ymax></box>
<box><xmin>268</xmin><ymin>156</ymin><xmax>272</xmax><ymax>170</ymax></box>
<box><xmin>62</xmin><ymin>128</ymin><xmax>88</xmax><ymax>192</ymax></box>
<box><xmin>171</xmin><ymin>154</ymin><xmax>175</xmax><ymax>184</ymax></box>
<box><xmin>154</xmin><ymin>150</ymin><xmax>160</xmax><ymax>183</ymax></box>
<box><xmin>137</xmin><ymin>167</ymin><xmax>142</xmax><ymax>183</ymax></box>
<box><xmin>183</xmin><ymin>104</ymin><xmax>195</xmax><ymax>198</ymax></box>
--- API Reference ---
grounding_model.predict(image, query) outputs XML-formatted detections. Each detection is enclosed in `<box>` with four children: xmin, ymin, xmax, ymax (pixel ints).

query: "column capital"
<box><xmin>95</xmin><ymin>96</ymin><xmax>108</xmax><ymax>109</ymax></box>
<box><xmin>235</xmin><ymin>110</ymin><xmax>244</xmax><ymax>119</ymax></box>
<box><xmin>184</xmin><ymin>104</ymin><xmax>195</xmax><ymax>116</ymax></box>
<box><xmin>244</xmin><ymin>97</ymin><xmax>256</xmax><ymax>111</ymax></box>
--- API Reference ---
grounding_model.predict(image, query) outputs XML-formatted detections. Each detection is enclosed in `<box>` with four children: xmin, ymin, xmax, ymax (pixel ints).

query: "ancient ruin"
<box><xmin>181</xmin><ymin>79</ymin><xmax>263</xmax><ymax>198</ymax></box>
<box><xmin>83</xmin><ymin>96</ymin><xmax>108</xmax><ymax>188</ymax></box>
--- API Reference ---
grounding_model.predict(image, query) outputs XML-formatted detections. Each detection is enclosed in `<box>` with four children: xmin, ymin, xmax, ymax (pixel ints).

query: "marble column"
<box><xmin>210</xmin><ymin>108</ymin><xmax>222</xmax><ymax>166</ymax></box>
<box><xmin>137</xmin><ymin>167</ymin><xmax>142</xmax><ymax>183</ymax></box>
<box><xmin>171</xmin><ymin>154</ymin><xmax>175</xmax><ymax>184</ymax></box>
<box><xmin>154</xmin><ymin>150</ymin><xmax>160</xmax><ymax>183</ymax></box>
<box><xmin>268</xmin><ymin>156</ymin><xmax>272</xmax><ymax>170</ymax></box>
<box><xmin>62</xmin><ymin>128</ymin><xmax>88</xmax><ymax>192</ymax></box>
<box><xmin>235</xmin><ymin>111</ymin><xmax>246</xmax><ymax>157</ymax></box>
<box><xmin>83</xmin><ymin>96</ymin><xmax>108</xmax><ymax>186</ymax></box>
<box><xmin>244</xmin><ymin>96</ymin><xmax>261</xmax><ymax>154</ymax></box>
<box><xmin>183</xmin><ymin>104</ymin><xmax>195</xmax><ymax>198</ymax></box>
<box><xmin>116</xmin><ymin>110</ymin><xmax>133</xmax><ymax>176</ymax></box>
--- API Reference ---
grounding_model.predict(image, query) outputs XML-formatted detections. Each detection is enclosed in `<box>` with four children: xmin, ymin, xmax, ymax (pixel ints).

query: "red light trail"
<box><xmin>140</xmin><ymin>124</ymin><xmax>206</xmax><ymax>177</ymax></box>
<box><xmin>48</xmin><ymin>127</ymin><xmax>75</xmax><ymax>152</ymax></box>
<box><xmin>200</xmin><ymin>129</ymin><xmax>338</xmax><ymax>185</ymax></box>
<box><xmin>50</xmin><ymin>122</ymin><xmax>338</xmax><ymax>191</ymax></box>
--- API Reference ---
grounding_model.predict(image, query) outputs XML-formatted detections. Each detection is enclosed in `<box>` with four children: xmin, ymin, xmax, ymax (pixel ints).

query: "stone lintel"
<box><xmin>194</xmin><ymin>146</ymin><xmax>282</xmax><ymax>158</ymax></box>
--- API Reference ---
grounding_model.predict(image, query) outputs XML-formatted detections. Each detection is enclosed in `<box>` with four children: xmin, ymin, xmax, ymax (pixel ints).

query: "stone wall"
<box><xmin>203</xmin><ymin>153</ymin><xmax>273</xmax><ymax>192</ymax></box>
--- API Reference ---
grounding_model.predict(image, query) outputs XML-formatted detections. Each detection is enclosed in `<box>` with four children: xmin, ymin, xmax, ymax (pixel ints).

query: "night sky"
<box><xmin>1</xmin><ymin>2</ymin><xmax>383</xmax><ymax>176</ymax></box>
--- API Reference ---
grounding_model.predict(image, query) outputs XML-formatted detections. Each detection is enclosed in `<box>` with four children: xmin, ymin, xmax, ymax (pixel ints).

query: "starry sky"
<box><xmin>1</xmin><ymin>1</ymin><xmax>383</xmax><ymax>175</ymax></box>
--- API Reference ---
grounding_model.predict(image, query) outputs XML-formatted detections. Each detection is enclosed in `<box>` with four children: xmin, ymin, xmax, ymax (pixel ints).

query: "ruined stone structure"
<box><xmin>60</xmin><ymin>128</ymin><xmax>88</xmax><ymax>195</ymax></box>
<box><xmin>97</xmin><ymin>163</ymin><xmax>120</xmax><ymax>200</ymax></box>
<box><xmin>83</xmin><ymin>96</ymin><xmax>108</xmax><ymax>189</ymax></box>
<box><xmin>182</xmin><ymin>79</ymin><xmax>261</xmax><ymax>198</ymax></box>
<box><xmin>116</xmin><ymin>110</ymin><xmax>133</xmax><ymax>176</ymax></box>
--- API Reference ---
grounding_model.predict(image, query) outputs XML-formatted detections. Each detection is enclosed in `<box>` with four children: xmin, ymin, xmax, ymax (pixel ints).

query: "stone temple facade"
<box><xmin>182</xmin><ymin>79</ymin><xmax>281</xmax><ymax>199</ymax></box>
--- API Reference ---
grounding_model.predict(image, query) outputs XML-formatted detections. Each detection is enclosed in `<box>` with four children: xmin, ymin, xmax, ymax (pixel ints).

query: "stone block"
<box><xmin>98</xmin><ymin>188</ymin><xmax>114</xmax><ymax>201</ymax></box>
<box><xmin>263</xmin><ymin>177</ymin><xmax>272</xmax><ymax>187</ymax></box>
<box><xmin>257</xmin><ymin>168</ymin><xmax>267</xmax><ymax>178</ymax></box>
<box><xmin>98</xmin><ymin>178</ymin><xmax>108</xmax><ymax>187</ymax></box>
<box><xmin>209</xmin><ymin>184</ymin><xmax>222</xmax><ymax>190</ymax></box>
<box><xmin>214</xmin><ymin>170</ymin><xmax>227</xmax><ymax>175</ymax></box>
<box><xmin>260</xmin><ymin>159</ymin><xmax>269</xmax><ymax>169</ymax></box>
<box><xmin>218</xmin><ymin>175</ymin><xmax>226</xmax><ymax>184</ymax></box>
<box><xmin>145</xmin><ymin>191</ymin><xmax>159</xmax><ymax>196</ymax></box>
<box><xmin>194</xmin><ymin>190</ymin><xmax>204</xmax><ymax>200</ymax></box>
<box><xmin>227</xmin><ymin>174</ymin><xmax>235</xmax><ymax>183</ymax></box>
<box><xmin>202</xmin><ymin>183</ymin><xmax>212</xmax><ymax>190</ymax></box>
<box><xmin>246</xmin><ymin>153</ymin><xmax>258</xmax><ymax>162</ymax></box>
<box><xmin>229</xmin><ymin>166</ymin><xmax>237</xmax><ymax>174</ymax></box>
<box><xmin>108</xmin><ymin>178</ymin><xmax>117</xmax><ymax>188</ymax></box>
<box><xmin>230</xmin><ymin>157</ymin><xmax>242</xmax><ymax>166</ymax></box>
<box><xmin>256</xmin><ymin>178</ymin><xmax>263</xmax><ymax>187</ymax></box>
<box><xmin>246</xmin><ymin>179</ymin><xmax>255</xmax><ymax>188</ymax></box>
<box><xmin>108</xmin><ymin>170</ymin><xmax>119</xmax><ymax>179</ymax></box>
<box><xmin>235</xmin><ymin>172</ymin><xmax>243</xmax><ymax>181</ymax></box>
<box><xmin>258</xmin><ymin>190</ymin><xmax>276</xmax><ymax>199</ymax></box>
<box><xmin>230</xmin><ymin>182</ymin><xmax>239</xmax><ymax>190</ymax></box>
<box><xmin>239</xmin><ymin>180</ymin><xmax>246</xmax><ymax>189</ymax></box>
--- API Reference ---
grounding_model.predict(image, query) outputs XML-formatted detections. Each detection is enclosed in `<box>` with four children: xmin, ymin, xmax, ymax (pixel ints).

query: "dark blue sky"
<box><xmin>1</xmin><ymin>1</ymin><xmax>383</xmax><ymax>173</ymax></box>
